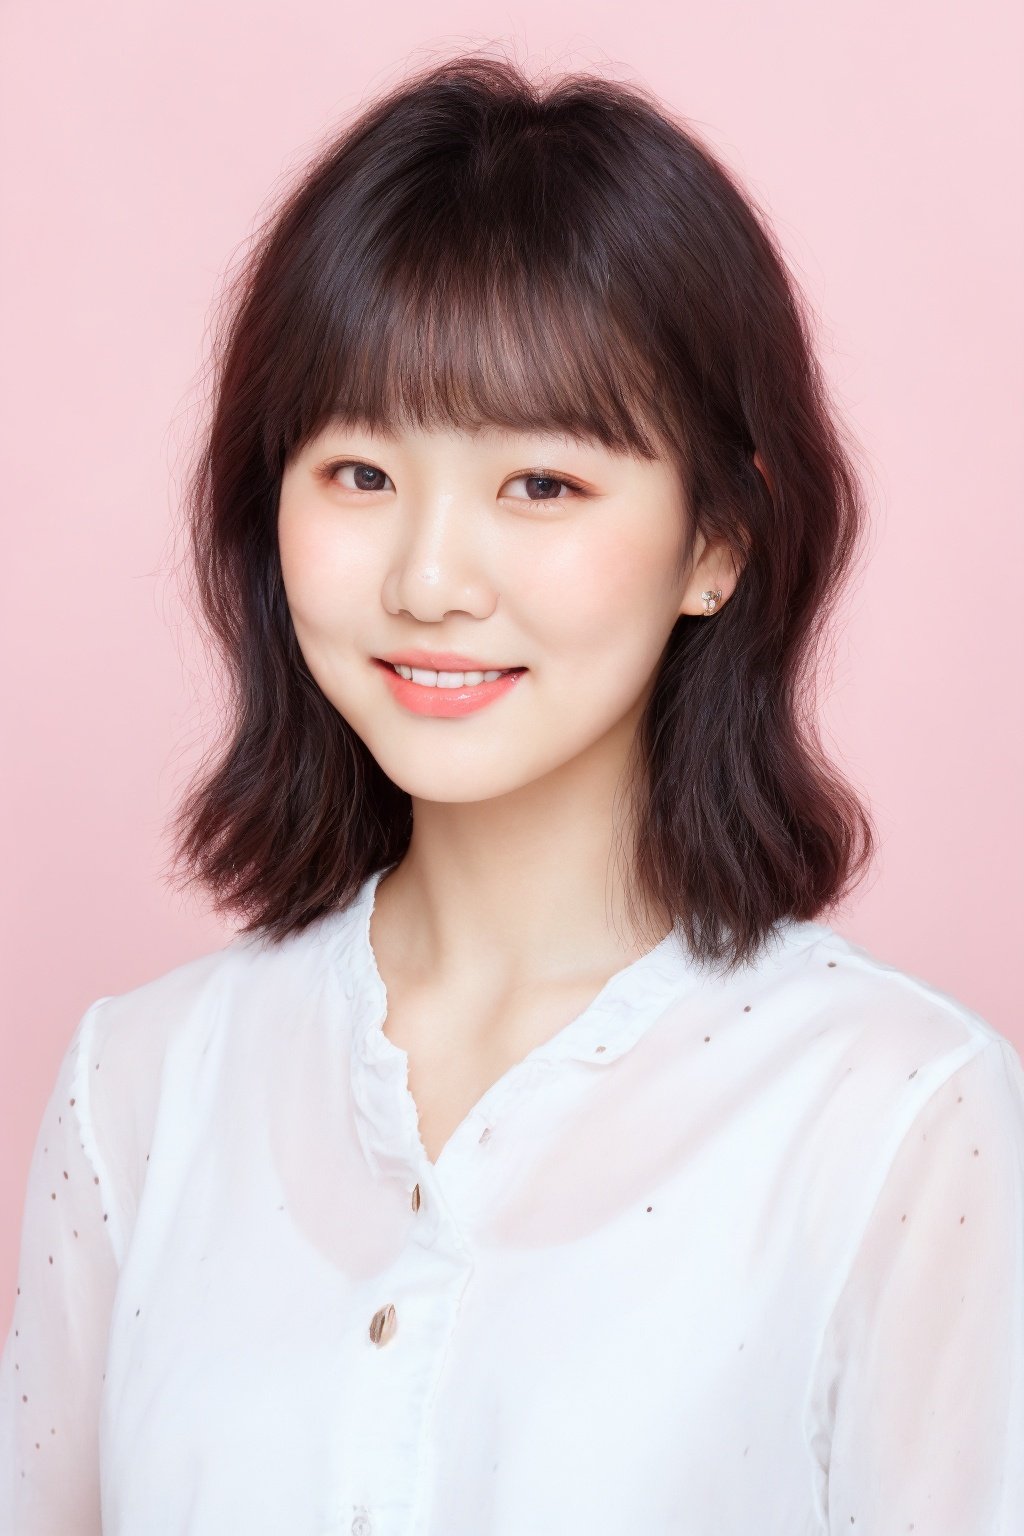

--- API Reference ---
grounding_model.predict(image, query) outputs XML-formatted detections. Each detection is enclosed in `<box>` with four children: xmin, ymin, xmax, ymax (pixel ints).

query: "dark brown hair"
<box><xmin>167</xmin><ymin>50</ymin><xmax>876</xmax><ymax>971</ymax></box>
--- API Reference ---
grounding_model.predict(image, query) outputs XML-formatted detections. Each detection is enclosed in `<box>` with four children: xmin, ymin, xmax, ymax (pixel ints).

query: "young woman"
<box><xmin>2</xmin><ymin>52</ymin><xmax>1021</xmax><ymax>1536</ymax></box>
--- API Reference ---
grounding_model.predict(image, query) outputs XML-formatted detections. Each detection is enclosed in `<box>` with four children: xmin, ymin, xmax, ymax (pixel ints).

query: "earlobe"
<box><xmin>678</xmin><ymin>529</ymin><xmax>744</xmax><ymax>621</ymax></box>
<box><xmin>678</xmin><ymin>578</ymin><xmax>729</xmax><ymax>621</ymax></box>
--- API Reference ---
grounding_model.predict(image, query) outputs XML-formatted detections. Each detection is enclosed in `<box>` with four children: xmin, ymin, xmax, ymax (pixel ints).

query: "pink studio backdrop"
<box><xmin>1</xmin><ymin>2</ymin><xmax>1021</xmax><ymax>1327</ymax></box>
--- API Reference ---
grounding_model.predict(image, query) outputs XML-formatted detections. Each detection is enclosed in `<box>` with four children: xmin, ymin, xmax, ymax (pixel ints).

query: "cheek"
<box><xmin>518</xmin><ymin>528</ymin><xmax>676</xmax><ymax>670</ymax></box>
<box><xmin>278</xmin><ymin>507</ymin><xmax>368</xmax><ymax>637</ymax></box>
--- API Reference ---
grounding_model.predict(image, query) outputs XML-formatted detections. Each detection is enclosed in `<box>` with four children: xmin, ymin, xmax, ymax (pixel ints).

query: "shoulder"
<box><xmin>799</xmin><ymin>922</ymin><xmax>1007</xmax><ymax>1047</ymax></box>
<box><xmin>773</xmin><ymin>920</ymin><xmax>1021</xmax><ymax>1129</ymax></box>
<box><xmin>762</xmin><ymin>927</ymin><xmax>1024</xmax><ymax>1310</ymax></box>
<box><xmin>68</xmin><ymin>910</ymin><xmax>353</xmax><ymax>1227</ymax></box>
<box><xmin>90</xmin><ymin>908</ymin><xmax>348</xmax><ymax>1050</ymax></box>
<box><xmin>82</xmin><ymin>908</ymin><xmax>350</xmax><ymax>1112</ymax></box>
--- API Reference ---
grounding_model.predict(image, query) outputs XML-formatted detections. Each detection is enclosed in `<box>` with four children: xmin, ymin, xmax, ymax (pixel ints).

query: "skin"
<box><xmin>277</xmin><ymin>419</ymin><xmax>741</xmax><ymax>1150</ymax></box>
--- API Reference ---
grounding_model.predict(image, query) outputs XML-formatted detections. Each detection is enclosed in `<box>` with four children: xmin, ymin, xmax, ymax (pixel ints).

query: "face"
<box><xmin>277</xmin><ymin>421</ymin><xmax>732</xmax><ymax>805</ymax></box>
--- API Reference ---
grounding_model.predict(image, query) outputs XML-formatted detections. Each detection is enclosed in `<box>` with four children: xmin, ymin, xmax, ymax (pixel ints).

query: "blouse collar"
<box><xmin>324</xmin><ymin>866</ymin><xmax>822</xmax><ymax>1180</ymax></box>
<box><xmin>328</xmin><ymin>864</ymin><xmax>811</xmax><ymax>1071</ymax></box>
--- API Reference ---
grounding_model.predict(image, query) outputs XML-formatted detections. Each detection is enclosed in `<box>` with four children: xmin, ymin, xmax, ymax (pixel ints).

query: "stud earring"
<box><xmin>701</xmin><ymin>589</ymin><xmax>723</xmax><ymax>616</ymax></box>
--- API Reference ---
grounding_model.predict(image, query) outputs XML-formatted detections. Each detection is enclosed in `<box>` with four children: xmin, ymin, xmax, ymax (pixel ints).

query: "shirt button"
<box><xmin>411</xmin><ymin>1182</ymin><xmax>421</xmax><ymax>1212</ymax></box>
<box><xmin>351</xmin><ymin>1511</ymin><xmax>372</xmax><ymax>1535</ymax></box>
<box><xmin>369</xmin><ymin>1303</ymin><xmax>397</xmax><ymax>1346</ymax></box>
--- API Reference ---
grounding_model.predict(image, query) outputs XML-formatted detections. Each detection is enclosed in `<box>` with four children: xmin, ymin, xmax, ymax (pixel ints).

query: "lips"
<box><xmin>378</xmin><ymin>649</ymin><xmax>526</xmax><ymax>672</ymax></box>
<box><xmin>376</xmin><ymin>658</ymin><xmax>527</xmax><ymax>717</ymax></box>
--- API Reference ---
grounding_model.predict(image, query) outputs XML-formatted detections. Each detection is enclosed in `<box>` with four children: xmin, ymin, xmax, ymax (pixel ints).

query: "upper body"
<box><xmin>8</xmin><ymin>50</ymin><xmax>1016</xmax><ymax>1536</ymax></box>
<box><xmin>2</xmin><ymin>863</ymin><xmax>1023</xmax><ymax>1535</ymax></box>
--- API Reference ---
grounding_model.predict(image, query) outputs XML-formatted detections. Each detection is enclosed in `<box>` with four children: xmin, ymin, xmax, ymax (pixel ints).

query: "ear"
<box><xmin>676</xmin><ymin>450</ymin><xmax>767</xmax><ymax>618</ymax></box>
<box><xmin>677</xmin><ymin>533</ymin><xmax>743</xmax><ymax>619</ymax></box>
<box><xmin>753</xmin><ymin>448</ymin><xmax>774</xmax><ymax>495</ymax></box>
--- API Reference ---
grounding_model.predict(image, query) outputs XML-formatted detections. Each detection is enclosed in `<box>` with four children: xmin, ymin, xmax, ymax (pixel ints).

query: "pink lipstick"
<box><xmin>373</xmin><ymin>658</ymin><xmax>527</xmax><ymax>718</ymax></box>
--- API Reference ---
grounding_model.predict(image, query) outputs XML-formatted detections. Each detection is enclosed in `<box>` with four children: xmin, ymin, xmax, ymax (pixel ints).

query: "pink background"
<box><xmin>2</xmin><ymin>2</ymin><xmax>1021</xmax><ymax>1326</ymax></box>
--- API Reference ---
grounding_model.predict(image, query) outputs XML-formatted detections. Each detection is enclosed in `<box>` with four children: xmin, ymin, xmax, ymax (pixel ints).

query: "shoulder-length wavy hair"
<box><xmin>168</xmin><ymin>50</ymin><xmax>876</xmax><ymax>971</ymax></box>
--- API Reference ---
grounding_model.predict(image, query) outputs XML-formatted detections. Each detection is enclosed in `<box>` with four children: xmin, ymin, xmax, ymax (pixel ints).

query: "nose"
<box><xmin>383</xmin><ymin>499</ymin><xmax>496</xmax><ymax>622</ymax></box>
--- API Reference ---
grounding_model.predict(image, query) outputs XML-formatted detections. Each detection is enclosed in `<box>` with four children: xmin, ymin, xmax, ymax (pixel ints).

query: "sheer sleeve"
<box><xmin>815</xmin><ymin>1033</ymin><xmax>1024</xmax><ymax>1533</ymax></box>
<box><xmin>0</xmin><ymin>998</ymin><xmax>119</xmax><ymax>1534</ymax></box>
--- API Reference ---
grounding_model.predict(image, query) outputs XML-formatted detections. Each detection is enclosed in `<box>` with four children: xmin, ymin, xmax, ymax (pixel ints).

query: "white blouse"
<box><xmin>2</xmin><ymin>864</ymin><xmax>1023</xmax><ymax>1535</ymax></box>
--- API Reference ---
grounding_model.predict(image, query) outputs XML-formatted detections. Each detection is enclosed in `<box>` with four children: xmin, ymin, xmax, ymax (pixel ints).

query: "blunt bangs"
<box><xmin>289</xmin><ymin>249</ymin><xmax>671</xmax><ymax>467</ymax></box>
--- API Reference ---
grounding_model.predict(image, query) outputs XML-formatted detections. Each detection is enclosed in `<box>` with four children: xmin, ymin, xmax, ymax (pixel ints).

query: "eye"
<box><xmin>501</xmin><ymin>471</ymin><xmax>587</xmax><ymax>503</ymax></box>
<box><xmin>323</xmin><ymin>460</ymin><xmax>393</xmax><ymax>493</ymax></box>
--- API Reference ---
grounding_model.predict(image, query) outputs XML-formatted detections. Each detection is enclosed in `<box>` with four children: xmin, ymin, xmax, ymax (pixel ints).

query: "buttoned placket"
<box><xmin>325</xmin><ymin>865</ymin><xmax>726</xmax><ymax>1535</ymax></box>
<box><xmin>348</xmin><ymin>1131</ymin><xmax>482</xmax><ymax>1532</ymax></box>
<box><xmin>333</xmin><ymin>925</ymin><xmax>483</xmax><ymax>1536</ymax></box>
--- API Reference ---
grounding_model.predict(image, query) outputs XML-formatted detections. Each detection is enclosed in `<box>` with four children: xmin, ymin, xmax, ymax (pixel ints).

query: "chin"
<box><xmin>369</xmin><ymin>750</ymin><xmax>543</xmax><ymax>805</ymax></box>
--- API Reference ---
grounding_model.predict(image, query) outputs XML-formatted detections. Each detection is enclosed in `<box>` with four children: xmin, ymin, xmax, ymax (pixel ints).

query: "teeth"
<box><xmin>394</xmin><ymin>665</ymin><xmax>510</xmax><ymax>687</ymax></box>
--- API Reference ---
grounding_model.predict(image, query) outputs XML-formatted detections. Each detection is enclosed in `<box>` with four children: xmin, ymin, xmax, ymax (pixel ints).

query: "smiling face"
<box><xmin>277</xmin><ymin>420</ymin><xmax>736</xmax><ymax>805</ymax></box>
